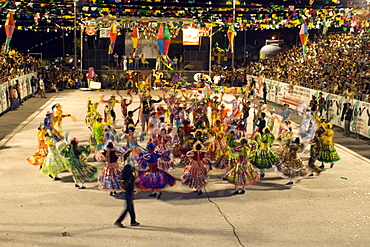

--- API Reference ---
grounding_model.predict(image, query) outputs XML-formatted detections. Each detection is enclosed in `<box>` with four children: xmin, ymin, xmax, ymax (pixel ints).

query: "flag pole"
<box><xmin>231</xmin><ymin>0</ymin><xmax>235</xmax><ymax>69</ymax></box>
<box><xmin>209</xmin><ymin>27</ymin><xmax>213</xmax><ymax>76</ymax></box>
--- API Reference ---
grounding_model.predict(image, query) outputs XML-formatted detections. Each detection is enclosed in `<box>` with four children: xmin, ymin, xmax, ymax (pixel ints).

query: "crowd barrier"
<box><xmin>0</xmin><ymin>72</ymin><xmax>37</xmax><ymax>115</ymax></box>
<box><xmin>249</xmin><ymin>75</ymin><xmax>370</xmax><ymax>139</ymax></box>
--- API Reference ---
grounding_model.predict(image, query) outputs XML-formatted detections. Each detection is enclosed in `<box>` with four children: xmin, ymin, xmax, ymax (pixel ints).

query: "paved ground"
<box><xmin>1</xmin><ymin>90</ymin><xmax>370</xmax><ymax>247</ymax></box>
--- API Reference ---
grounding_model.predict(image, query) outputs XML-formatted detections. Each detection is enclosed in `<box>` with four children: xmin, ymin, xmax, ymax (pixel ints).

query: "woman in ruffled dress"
<box><xmin>250</xmin><ymin>127</ymin><xmax>279</xmax><ymax>178</ymax></box>
<box><xmin>274</xmin><ymin>136</ymin><xmax>312</xmax><ymax>185</ymax></box>
<box><xmin>317</xmin><ymin>123</ymin><xmax>340</xmax><ymax>169</ymax></box>
<box><xmin>181</xmin><ymin>142</ymin><xmax>210</xmax><ymax>195</ymax></box>
<box><xmin>155</xmin><ymin>128</ymin><xmax>175</xmax><ymax>171</ymax></box>
<box><xmin>40</xmin><ymin>136</ymin><xmax>70</xmax><ymax>181</ymax></box>
<box><xmin>98</xmin><ymin>142</ymin><xmax>124</xmax><ymax>196</ymax></box>
<box><xmin>206</xmin><ymin>132</ymin><xmax>226</xmax><ymax>164</ymax></box>
<box><xmin>213</xmin><ymin>131</ymin><xmax>238</xmax><ymax>171</ymax></box>
<box><xmin>225</xmin><ymin>137</ymin><xmax>260</xmax><ymax>194</ymax></box>
<box><xmin>136</xmin><ymin>143</ymin><xmax>175</xmax><ymax>199</ymax></box>
<box><xmin>62</xmin><ymin>138</ymin><xmax>98</xmax><ymax>189</ymax></box>
<box><xmin>123</xmin><ymin>126</ymin><xmax>145</xmax><ymax>167</ymax></box>
<box><xmin>27</xmin><ymin>125</ymin><xmax>48</xmax><ymax>168</ymax></box>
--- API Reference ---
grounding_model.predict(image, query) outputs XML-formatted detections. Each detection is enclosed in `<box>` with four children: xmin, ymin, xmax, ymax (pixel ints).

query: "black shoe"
<box><xmin>49</xmin><ymin>175</ymin><xmax>54</xmax><ymax>180</ymax></box>
<box><xmin>330</xmin><ymin>163</ymin><xmax>334</xmax><ymax>168</ymax></box>
<box><xmin>309</xmin><ymin>173</ymin><xmax>314</xmax><ymax>176</ymax></box>
<box><xmin>79</xmin><ymin>186</ymin><xmax>86</xmax><ymax>189</ymax></box>
<box><xmin>197</xmin><ymin>190</ymin><xmax>202</xmax><ymax>195</ymax></box>
<box><xmin>319</xmin><ymin>164</ymin><xmax>325</xmax><ymax>169</ymax></box>
<box><xmin>114</xmin><ymin>221</ymin><xmax>125</xmax><ymax>228</ymax></box>
<box><xmin>75</xmin><ymin>184</ymin><xmax>80</xmax><ymax>188</ymax></box>
<box><xmin>239</xmin><ymin>190</ymin><xmax>245</xmax><ymax>194</ymax></box>
<box><xmin>110</xmin><ymin>192</ymin><xmax>114</xmax><ymax>196</ymax></box>
<box><xmin>286</xmin><ymin>181</ymin><xmax>294</xmax><ymax>185</ymax></box>
<box><xmin>233</xmin><ymin>191</ymin><xmax>239</xmax><ymax>195</ymax></box>
<box><xmin>54</xmin><ymin>177</ymin><xmax>61</xmax><ymax>181</ymax></box>
<box><xmin>130</xmin><ymin>222</ymin><xmax>140</xmax><ymax>226</ymax></box>
<box><xmin>317</xmin><ymin>169</ymin><xmax>323</xmax><ymax>176</ymax></box>
<box><xmin>261</xmin><ymin>173</ymin><xmax>265</xmax><ymax>178</ymax></box>
<box><xmin>156</xmin><ymin>192</ymin><xmax>162</xmax><ymax>199</ymax></box>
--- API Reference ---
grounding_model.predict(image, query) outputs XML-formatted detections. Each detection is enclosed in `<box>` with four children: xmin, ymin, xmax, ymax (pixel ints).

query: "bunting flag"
<box><xmin>157</xmin><ymin>23</ymin><xmax>171</xmax><ymax>55</ymax></box>
<box><xmin>131</xmin><ymin>27</ymin><xmax>140</xmax><ymax>55</ymax></box>
<box><xmin>227</xmin><ymin>24</ymin><xmax>235</xmax><ymax>53</ymax></box>
<box><xmin>309</xmin><ymin>0</ymin><xmax>315</xmax><ymax>5</ymax></box>
<box><xmin>4</xmin><ymin>13</ymin><xmax>15</xmax><ymax>54</ymax></box>
<box><xmin>299</xmin><ymin>23</ymin><xmax>309</xmax><ymax>58</ymax></box>
<box><xmin>108</xmin><ymin>23</ymin><xmax>117</xmax><ymax>54</ymax></box>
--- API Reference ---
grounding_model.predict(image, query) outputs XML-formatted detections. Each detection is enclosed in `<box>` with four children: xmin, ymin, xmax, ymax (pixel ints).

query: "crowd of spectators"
<box><xmin>245</xmin><ymin>32</ymin><xmax>370</xmax><ymax>102</ymax></box>
<box><xmin>0</xmin><ymin>49</ymin><xmax>40</xmax><ymax>79</ymax></box>
<box><xmin>1</xmin><ymin>49</ymin><xmax>84</xmax><ymax>115</ymax></box>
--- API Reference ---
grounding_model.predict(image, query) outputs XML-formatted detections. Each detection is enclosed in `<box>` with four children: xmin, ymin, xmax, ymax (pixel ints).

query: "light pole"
<box><xmin>73</xmin><ymin>0</ymin><xmax>77</xmax><ymax>68</ymax></box>
<box><xmin>62</xmin><ymin>28</ymin><xmax>65</xmax><ymax>59</ymax></box>
<box><xmin>231</xmin><ymin>0</ymin><xmax>235</xmax><ymax>69</ymax></box>
<box><xmin>209</xmin><ymin>27</ymin><xmax>213</xmax><ymax>76</ymax></box>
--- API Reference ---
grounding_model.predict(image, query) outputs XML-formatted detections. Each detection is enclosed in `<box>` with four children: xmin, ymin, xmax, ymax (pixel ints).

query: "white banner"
<box><xmin>251</xmin><ymin>75</ymin><xmax>370</xmax><ymax>139</ymax></box>
<box><xmin>0</xmin><ymin>72</ymin><xmax>37</xmax><ymax>114</ymax></box>
<box><xmin>183</xmin><ymin>28</ymin><xmax>199</xmax><ymax>46</ymax></box>
<box><xmin>99</xmin><ymin>28</ymin><xmax>110</xmax><ymax>38</ymax></box>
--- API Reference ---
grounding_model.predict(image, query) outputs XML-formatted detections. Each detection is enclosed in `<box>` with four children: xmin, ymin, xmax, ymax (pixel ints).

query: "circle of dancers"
<box><xmin>27</xmin><ymin>88</ymin><xmax>341</xmax><ymax>198</ymax></box>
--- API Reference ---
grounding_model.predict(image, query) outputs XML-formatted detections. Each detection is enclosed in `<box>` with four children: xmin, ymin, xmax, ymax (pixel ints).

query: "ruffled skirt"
<box><xmin>274</xmin><ymin>157</ymin><xmax>312</xmax><ymax>180</ymax></box>
<box><xmin>70</xmin><ymin>159</ymin><xmax>98</xmax><ymax>183</ymax></box>
<box><xmin>181</xmin><ymin>161</ymin><xmax>209</xmax><ymax>189</ymax></box>
<box><xmin>317</xmin><ymin>144</ymin><xmax>340</xmax><ymax>163</ymax></box>
<box><xmin>27</xmin><ymin>145</ymin><xmax>48</xmax><ymax>166</ymax></box>
<box><xmin>98</xmin><ymin>162</ymin><xmax>123</xmax><ymax>191</ymax></box>
<box><xmin>225</xmin><ymin>163</ymin><xmax>260</xmax><ymax>186</ymax></box>
<box><xmin>136</xmin><ymin>170</ymin><xmax>175</xmax><ymax>191</ymax></box>
<box><xmin>250</xmin><ymin>149</ymin><xmax>279</xmax><ymax>169</ymax></box>
<box><xmin>213</xmin><ymin>155</ymin><xmax>237</xmax><ymax>170</ymax></box>
<box><xmin>40</xmin><ymin>152</ymin><xmax>70</xmax><ymax>177</ymax></box>
<box><xmin>157</xmin><ymin>155</ymin><xmax>175</xmax><ymax>171</ymax></box>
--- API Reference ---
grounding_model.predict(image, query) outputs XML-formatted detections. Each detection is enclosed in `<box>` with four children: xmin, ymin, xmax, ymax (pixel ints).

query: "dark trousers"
<box><xmin>141</xmin><ymin>113</ymin><xmax>150</xmax><ymax>132</ymax></box>
<box><xmin>116</xmin><ymin>193</ymin><xmax>136</xmax><ymax>224</ymax></box>
<box><xmin>344</xmin><ymin>120</ymin><xmax>351</xmax><ymax>137</ymax></box>
<box><xmin>110</xmin><ymin>110</ymin><xmax>116</xmax><ymax>122</ymax></box>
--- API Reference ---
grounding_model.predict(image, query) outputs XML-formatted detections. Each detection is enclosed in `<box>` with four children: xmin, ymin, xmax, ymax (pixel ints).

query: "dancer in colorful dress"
<box><xmin>154</xmin><ymin>128</ymin><xmax>175</xmax><ymax>171</ymax></box>
<box><xmin>274</xmin><ymin>136</ymin><xmax>312</xmax><ymax>185</ymax></box>
<box><xmin>210</xmin><ymin>95</ymin><xmax>223</xmax><ymax>126</ymax></box>
<box><xmin>250</xmin><ymin>127</ymin><xmax>279</xmax><ymax>178</ymax></box>
<box><xmin>27</xmin><ymin>125</ymin><xmax>48</xmax><ymax>168</ymax></box>
<box><xmin>224</xmin><ymin>93</ymin><xmax>242</xmax><ymax>118</ymax></box>
<box><xmin>40</xmin><ymin>136</ymin><xmax>70</xmax><ymax>181</ymax></box>
<box><xmin>98</xmin><ymin>142</ymin><xmax>124</xmax><ymax>195</ymax></box>
<box><xmin>62</xmin><ymin>138</ymin><xmax>97</xmax><ymax>189</ymax></box>
<box><xmin>123</xmin><ymin>126</ymin><xmax>145</xmax><ymax>167</ymax></box>
<box><xmin>277</xmin><ymin>104</ymin><xmax>295</xmax><ymax>135</ymax></box>
<box><xmin>318</xmin><ymin>123</ymin><xmax>340</xmax><ymax>169</ymax></box>
<box><xmin>84</xmin><ymin>97</ymin><xmax>101</xmax><ymax>127</ymax></box>
<box><xmin>225</xmin><ymin>137</ymin><xmax>260</xmax><ymax>194</ymax></box>
<box><xmin>213</xmin><ymin>131</ymin><xmax>239</xmax><ymax>173</ymax></box>
<box><xmin>136</xmin><ymin>143</ymin><xmax>175</xmax><ymax>199</ymax></box>
<box><xmin>52</xmin><ymin>103</ymin><xmax>76</xmax><ymax>133</ymax></box>
<box><xmin>100</xmin><ymin>94</ymin><xmax>120</xmax><ymax>125</ymax></box>
<box><xmin>92</xmin><ymin>116</ymin><xmax>105</xmax><ymax>161</ymax></box>
<box><xmin>181</xmin><ymin>141</ymin><xmax>210</xmax><ymax>195</ymax></box>
<box><xmin>308</xmin><ymin>125</ymin><xmax>325</xmax><ymax>175</ymax></box>
<box><xmin>207</xmin><ymin>132</ymin><xmax>226</xmax><ymax>164</ymax></box>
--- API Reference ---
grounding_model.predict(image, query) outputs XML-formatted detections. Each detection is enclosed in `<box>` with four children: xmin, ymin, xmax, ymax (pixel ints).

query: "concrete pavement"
<box><xmin>0</xmin><ymin>89</ymin><xmax>370</xmax><ymax>247</ymax></box>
